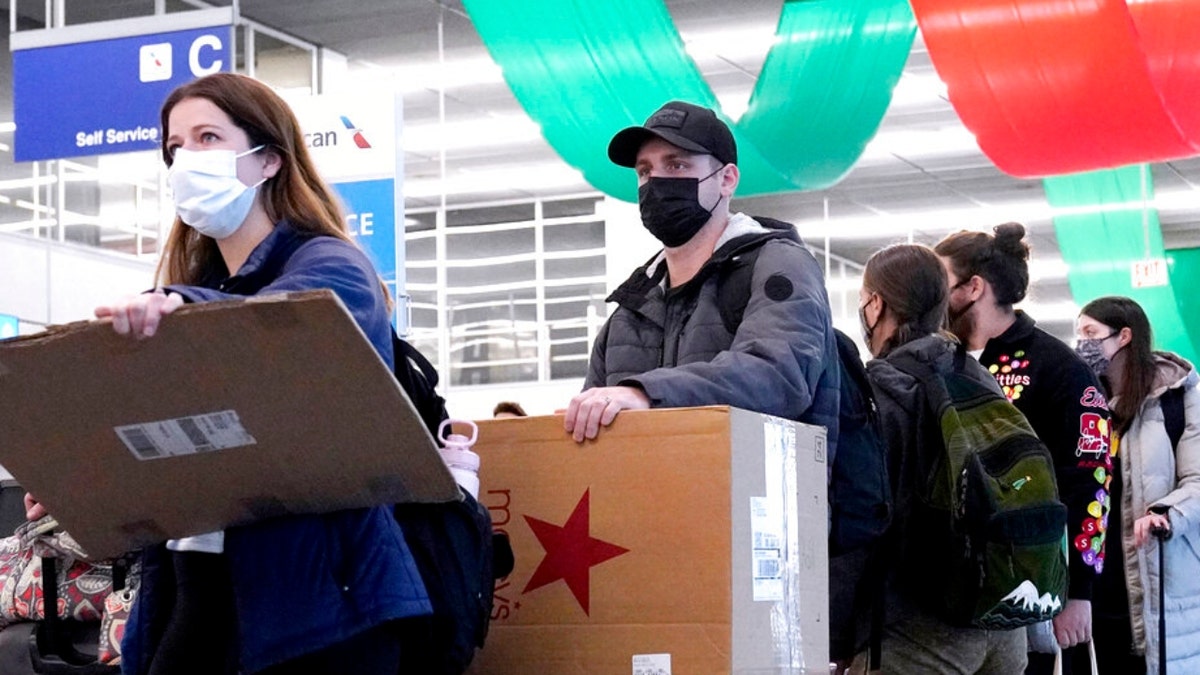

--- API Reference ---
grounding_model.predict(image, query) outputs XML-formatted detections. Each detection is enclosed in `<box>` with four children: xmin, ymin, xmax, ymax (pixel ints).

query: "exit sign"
<box><xmin>1131</xmin><ymin>258</ymin><xmax>1169</xmax><ymax>288</ymax></box>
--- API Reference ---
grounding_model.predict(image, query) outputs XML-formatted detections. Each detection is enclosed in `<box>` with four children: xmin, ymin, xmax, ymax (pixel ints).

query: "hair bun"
<box><xmin>992</xmin><ymin>222</ymin><xmax>1030</xmax><ymax>261</ymax></box>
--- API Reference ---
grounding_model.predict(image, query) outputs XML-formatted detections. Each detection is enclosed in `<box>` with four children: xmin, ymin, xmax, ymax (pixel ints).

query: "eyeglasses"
<box><xmin>1074</xmin><ymin>331</ymin><xmax>1118</xmax><ymax>344</ymax></box>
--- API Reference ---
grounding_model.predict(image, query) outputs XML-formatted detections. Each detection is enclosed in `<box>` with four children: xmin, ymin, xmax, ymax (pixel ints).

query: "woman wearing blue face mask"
<box><xmin>87</xmin><ymin>73</ymin><xmax>430</xmax><ymax>675</ymax></box>
<box><xmin>1075</xmin><ymin>296</ymin><xmax>1200</xmax><ymax>674</ymax></box>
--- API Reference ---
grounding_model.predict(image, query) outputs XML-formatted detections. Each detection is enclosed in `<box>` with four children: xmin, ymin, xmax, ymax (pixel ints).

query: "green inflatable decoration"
<box><xmin>463</xmin><ymin>0</ymin><xmax>915</xmax><ymax>201</ymax></box>
<box><xmin>1166</xmin><ymin>248</ymin><xmax>1200</xmax><ymax>363</ymax></box>
<box><xmin>1044</xmin><ymin>166</ymin><xmax>1197</xmax><ymax>363</ymax></box>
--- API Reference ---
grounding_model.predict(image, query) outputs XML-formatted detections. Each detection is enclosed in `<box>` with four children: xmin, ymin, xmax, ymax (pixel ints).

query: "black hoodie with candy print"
<box><xmin>980</xmin><ymin>311</ymin><xmax>1114</xmax><ymax>601</ymax></box>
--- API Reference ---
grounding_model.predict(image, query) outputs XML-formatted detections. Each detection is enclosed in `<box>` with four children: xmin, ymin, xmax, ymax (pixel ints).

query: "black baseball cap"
<box><xmin>608</xmin><ymin>101</ymin><xmax>737</xmax><ymax>168</ymax></box>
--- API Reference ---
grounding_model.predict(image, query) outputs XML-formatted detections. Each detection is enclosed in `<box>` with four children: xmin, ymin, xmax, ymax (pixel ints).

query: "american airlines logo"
<box><xmin>303</xmin><ymin>115</ymin><xmax>372</xmax><ymax>149</ymax></box>
<box><xmin>139</xmin><ymin>43</ymin><xmax>172</xmax><ymax>82</ymax></box>
<box><xmin>340</xmin><ymin>115</ymin><xmax>371</xmax><ymax>148</ymax></box>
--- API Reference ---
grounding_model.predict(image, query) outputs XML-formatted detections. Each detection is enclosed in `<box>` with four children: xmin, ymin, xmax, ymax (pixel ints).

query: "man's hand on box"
<box><xmin>95</xmin><ymin>290</ymin><xmax>184</xmax><ymax>339</ymax></box>
<box><xmin>564</xmin><ymin>386</ymin><xmax>650</xmax><ymax>442</ymax></box>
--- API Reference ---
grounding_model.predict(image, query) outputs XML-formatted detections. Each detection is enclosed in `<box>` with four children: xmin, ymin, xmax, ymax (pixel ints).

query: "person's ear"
<box><xmin>719</xmin><ymin>163</ymin><xmax>739</xmax><ymax>197</ymax></box>
<box><xmin>260</xmin><ymin>147</ymin><xmax>283</xmax><ymax>180</ymax></box>
<box><xmin>864</xmin><ymin>292</ymin><xmax>882</xmax><ymax>325</ymax></box>
<box><xmin>1117</xmin><ymin>326</ymin><xmax>1133</xmax><ymax>349</ymax></box>
<box><xmin>966</xmin><ymin>274</ymin><xmax>987</xmax><ymax>301</ymax></box>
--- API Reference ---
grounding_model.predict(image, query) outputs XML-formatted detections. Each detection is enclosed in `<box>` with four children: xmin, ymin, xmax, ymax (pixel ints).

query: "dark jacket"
<box><xmin>980</xmin><ymin>311</ymin><xmax>1112</xmax><ymax>601</ymax></box>
<box><xmin>122</xmin><ymin>223</ymin><xmax>431</xmax><ymax>674</ymax></box>
<box><xmin>584</xmin><ymin>214</ymin><xmax>840</xmax><ymax>446</ymax></box>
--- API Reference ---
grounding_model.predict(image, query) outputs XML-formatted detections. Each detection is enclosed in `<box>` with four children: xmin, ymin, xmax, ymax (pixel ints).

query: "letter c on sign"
<box><xmin>189</xmin><ymin>34</ymin><xmax>223</xmax><ymax>76</ymax></box>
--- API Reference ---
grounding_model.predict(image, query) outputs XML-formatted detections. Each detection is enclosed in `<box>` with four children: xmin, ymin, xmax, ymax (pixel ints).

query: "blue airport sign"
<box><xmin>332</xmin><ymin>178</ymin><xmax>398</xmax><ymax>288</ymax></box>
<box><xmin>12</xmin><ymin>13</ymin><xmax>232</xmax><ymax>162</ymax></box>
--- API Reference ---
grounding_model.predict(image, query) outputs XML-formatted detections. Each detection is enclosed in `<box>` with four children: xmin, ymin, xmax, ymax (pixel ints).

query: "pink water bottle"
<box><xmin>437</xmin><ymin>419</ymin><xmax>480</xmax><ymax>499</ymax></box>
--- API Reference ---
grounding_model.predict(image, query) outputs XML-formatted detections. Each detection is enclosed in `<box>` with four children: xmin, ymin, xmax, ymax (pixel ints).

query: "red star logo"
<box><xmin>522</xmin><ymin>489</ymin><xmax>629</xmax><ymax>614</ymax></box>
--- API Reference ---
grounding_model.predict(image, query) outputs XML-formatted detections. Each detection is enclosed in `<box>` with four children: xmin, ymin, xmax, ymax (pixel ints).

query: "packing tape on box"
<box><xmin>763</xmin><ymin>416</ymin><xmax>805</xmax><ymax>669</ymax></box>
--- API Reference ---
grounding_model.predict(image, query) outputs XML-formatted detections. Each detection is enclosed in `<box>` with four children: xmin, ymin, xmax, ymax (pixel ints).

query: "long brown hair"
<box><xmin>1079</xmin><ymin>296</ymin><xmax>1156</xmax><ymax>434</ymax></box>
<box><xmin>155</xmin><ymin>73</ymin><xmax>352</xmax><ymax>285</ymax></box>
<box><xmin>863</xmin><ymin>243</ymin><xmax>948</xmax><ymax>356</ymax></box>
<box><xmin>934</xmin><ymin>222</ymin><xmax>1031</xmax><ymax>307</ymax></box>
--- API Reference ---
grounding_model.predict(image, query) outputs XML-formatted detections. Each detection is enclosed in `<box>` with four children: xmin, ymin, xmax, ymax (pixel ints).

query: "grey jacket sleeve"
<box><xmin>626</xmin><ymin>240</ymin><xmax>834</xmax><ymax>420</ymax></box>
<box><xmin>1152</xmin><ymin>380</ymin><xmax>1200</xmax><ymax>536</ymax></box>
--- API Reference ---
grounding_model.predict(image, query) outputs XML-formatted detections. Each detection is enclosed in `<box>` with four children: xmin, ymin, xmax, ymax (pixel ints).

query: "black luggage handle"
<box><xmin>28</xmin><ymin>555</ymin><xmax>120</xmax><ymax>674</ymax></box>
<box><xmin>1152</xmin><ymin>524</ymin><xmax>1170</xmax><ymax>675</ymax></box>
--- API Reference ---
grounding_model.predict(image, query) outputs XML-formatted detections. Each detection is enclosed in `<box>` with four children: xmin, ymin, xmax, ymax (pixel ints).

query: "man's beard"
<box><xmin>947</xmin><ymin>301</ymin><xmax>975</xmax><ymax>344</ymax></box>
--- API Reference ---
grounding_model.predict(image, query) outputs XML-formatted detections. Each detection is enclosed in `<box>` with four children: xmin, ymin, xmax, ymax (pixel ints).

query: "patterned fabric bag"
<box><xmin>97</xmin><ymin>581</ymin><xmax>137</xmax><ymax>664</ymax></box>
<box><xmin>0</xmin><ymin>515</ymin><xmax>136</xmax><ymax>664</ymax></box>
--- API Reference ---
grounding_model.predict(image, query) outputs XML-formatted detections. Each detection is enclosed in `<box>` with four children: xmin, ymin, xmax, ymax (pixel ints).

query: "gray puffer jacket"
<box><xmin>584</xmin><ymin>213</ymin><xmax>840</xmax><ymax>445</ymax></box>
<box><xmin>1113</xmin><ymin>353</ymin><xmax>1200</xmax><ymax>673</ymax></box>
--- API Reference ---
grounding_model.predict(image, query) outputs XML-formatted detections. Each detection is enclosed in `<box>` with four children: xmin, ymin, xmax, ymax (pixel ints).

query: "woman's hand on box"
<box><xmin>23</xmin><ymin>492</ymin><xmax>46</xmax><ymax>521</ymax></box>
<box><xmin>95</xmin><ymin>290</ymin><xmax>185</xmax><ymax>339</ymax></box>
<box><xmin>563</xmin><ymin>385</ymin><xmax>650</xmax><ymax>442</ymax></box>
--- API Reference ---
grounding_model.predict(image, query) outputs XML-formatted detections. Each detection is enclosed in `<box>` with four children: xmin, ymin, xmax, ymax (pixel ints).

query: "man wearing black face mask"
<box><xmin>564</xmin><ymin>101</ymin><xmax>840</xmax><ymax>449</ymax></box>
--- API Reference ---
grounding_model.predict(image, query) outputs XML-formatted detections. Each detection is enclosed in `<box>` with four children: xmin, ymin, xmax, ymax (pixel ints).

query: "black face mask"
<box><xmin>1075</xmin><ymin>333</ymin><xmax>1119</xmax><ymax>376</ymax></box>
<box><xmin>637</xmin><ymin>167</ymin><xmax>723</xmax><ymax>247</ymax></box>
<box><xmin>946</xmin><ymin>278</ymin><xmax>976</xmax><ymax>341</ymax></box>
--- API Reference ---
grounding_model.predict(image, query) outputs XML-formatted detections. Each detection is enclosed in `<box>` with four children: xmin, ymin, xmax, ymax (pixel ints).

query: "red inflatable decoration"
<box><xmin>910</xmin><ymin>0</ymin><xmax>1200</xmax><ymax>177</ymax></box>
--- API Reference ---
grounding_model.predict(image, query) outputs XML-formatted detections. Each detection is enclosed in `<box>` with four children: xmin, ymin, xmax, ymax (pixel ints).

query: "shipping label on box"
<box><xmin>469</xmin><ymin>406</ymin><xmax>828</xmax><ymax>675</ymax></box>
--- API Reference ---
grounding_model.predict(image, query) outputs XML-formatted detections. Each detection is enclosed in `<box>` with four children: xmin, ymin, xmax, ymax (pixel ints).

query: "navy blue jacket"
<box><xmin>122</xmin><ymin>222</ymin><xmax>430</xmax><ymax>674</ymax></box>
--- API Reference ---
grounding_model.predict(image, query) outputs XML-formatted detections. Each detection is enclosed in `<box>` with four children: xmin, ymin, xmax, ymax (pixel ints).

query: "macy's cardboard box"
<box><xmin>469</xmin><ymin>407</ymin><xmax>828</xmax><ymax>675</ymax></box>
<box><xmin>0</xmin><ymin>290</ymin><xmax>458</xmax><ymax>559</ymax></box>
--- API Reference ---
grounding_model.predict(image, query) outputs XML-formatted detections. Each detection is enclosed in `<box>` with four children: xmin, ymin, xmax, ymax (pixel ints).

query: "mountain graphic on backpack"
<box><xmin>1000</xmin><ymin>580</ymin><xmax>1063</xmax><ymax>615</ymax></box>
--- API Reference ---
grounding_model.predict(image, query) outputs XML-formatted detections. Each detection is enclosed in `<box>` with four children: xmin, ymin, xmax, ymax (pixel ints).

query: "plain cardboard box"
<box><xmin>0</xmin><ymin>289</ymin><xmax>458</xmax><ymax>559</ymax></box>
<box><xmin>470</xmin><ymin>406</ymin><xmax>829</xmax><ymax>675</ymax></box>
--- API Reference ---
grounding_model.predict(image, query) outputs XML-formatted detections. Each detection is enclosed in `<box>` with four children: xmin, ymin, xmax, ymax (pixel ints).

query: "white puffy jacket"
<box><xmin>1114</xmin><ymin>353</ymin><xmax>1200</xmax><ymax>673</ymax></box>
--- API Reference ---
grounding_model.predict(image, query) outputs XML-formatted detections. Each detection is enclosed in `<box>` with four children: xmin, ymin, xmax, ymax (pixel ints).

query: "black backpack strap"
<box><xmin>393</xmin><ymin>331</ymin><xmax>441</xmax><ymax>390</ymax></box>
<box><xmin>1161</xmin><ymin>386</ymin><xmax>1186</xmax><ymax>452</ymax></box>
<box><xmin>886</xmin><ymin>351</ymin><xmax>966</xmax><ymax>513</ymax></box>
<box><xmin>834</xmin><ymin>330</ymin><xmax>874</xmax><ymax>404</ymax></box>
<box><xmin>713</xmin><ymin>235</ymin><xmax>809</xmax><ymax>335</ymax></box>
<box><xmin>951</xmin><ymin>339</ymin><xmax>968</xmax><ymax>373</ymax></box>
<box><xmin>715</xmin><ymin>246</ymin><xmax>761</xmax><ymax>335</ymax></box>
<box><xmin>391</xmin><ymin>331</ymin><xmax>449</xmax><ymax>440</ymax></box>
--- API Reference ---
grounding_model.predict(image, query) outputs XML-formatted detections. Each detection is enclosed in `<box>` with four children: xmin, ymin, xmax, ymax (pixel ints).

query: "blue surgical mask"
<box><xmin>168</xmin><ymin>145</ymin><xmax>266</xmax><ymax>239</ymax></box>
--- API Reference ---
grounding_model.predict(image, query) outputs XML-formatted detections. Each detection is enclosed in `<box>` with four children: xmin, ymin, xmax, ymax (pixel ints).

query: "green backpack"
<box><xmin>891</xmin><ymin>345</ymin><xmax>1069</xmax><ymax>629</ymax></box>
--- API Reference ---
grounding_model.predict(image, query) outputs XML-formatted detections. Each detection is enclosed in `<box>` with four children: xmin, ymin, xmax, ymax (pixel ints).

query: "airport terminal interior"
<box><xmin>1</xmin><ymin>2</ymin><xmax>1198</xmax><ymax>673</ymax></box>
<box><xmin>1</xmin><ymin>0</ymin><xmax>1198</xmax><ymax>418</ymax></box>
